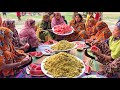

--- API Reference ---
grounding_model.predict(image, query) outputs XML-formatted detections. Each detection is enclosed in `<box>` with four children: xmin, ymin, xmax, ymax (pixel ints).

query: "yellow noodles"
<box><xmin>44</xmin><ymin>52</ymin><xmax>84</xmax><ymax>78</ymax></box>
<box><xmin>51</xmin><ymin>40</ymin><xmax>75</xmax><ymax>50</ymax></box>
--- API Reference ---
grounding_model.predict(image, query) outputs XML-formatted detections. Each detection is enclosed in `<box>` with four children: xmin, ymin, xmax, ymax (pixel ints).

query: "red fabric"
<box><xmin>0</xmin><ymin>16</ymin><xmax>2</xmax><ymax>26</ymax></box>
<box><xmin>95</xmin><ymin>13</ymin><xmax>100</xmax><ymax>21</ymax></box>
<box><xmin>16</xmin><ymin>12</ymin><xmax>21</xmax><ymax>17</ymax></box>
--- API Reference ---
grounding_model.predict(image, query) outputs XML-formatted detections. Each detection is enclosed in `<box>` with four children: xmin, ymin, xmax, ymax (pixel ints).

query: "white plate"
<box><xmin>41</xmin><ymin>56</ymin><xmax>85</xmax><ymax>78</ymax></box>
<box><xmin>73</xmin><ymin>41</ymin><xmax>89</xmax><ymax>49</ymax></box>
<box><xmin>52</xmin><ymin>26</ymin><xmax>74</xmax><ymax>36</ymax></box>
<box><xmin>26</xmin><ymin>66</ymin><xmax>30</xmax><ymax>74</ymax></box>
<box><xmin>73</xmin><ymin>41</ymin><xmax>85</xmax><ymax>45</ymax></box>
<box><xmin>50</xmin><ymin>42</ymin><xmax>77</xmax><ymax>53</ymax></box>
<box><xmin>82</xmin><ymin>75</ymin><xmax>107</xmax><ymax>78</ymax></box>
<box><xmin>37</xmin><ymin>45</ymin><xmax>55</xmax><ymax>55</ymax></box>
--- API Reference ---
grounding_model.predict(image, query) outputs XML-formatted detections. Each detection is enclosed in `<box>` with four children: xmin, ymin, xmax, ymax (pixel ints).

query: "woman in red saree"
<box><xmin>16</xmin><ymin>12</ymin><xmax>21</xmax><ymax>21</ymax></box>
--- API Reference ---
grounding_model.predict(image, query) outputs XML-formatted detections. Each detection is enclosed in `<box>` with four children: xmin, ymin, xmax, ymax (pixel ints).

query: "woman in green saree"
<box><xmin>36</xmin><ymin>14</ymin><xmax>53</xmax><ymax>42</ymax></box>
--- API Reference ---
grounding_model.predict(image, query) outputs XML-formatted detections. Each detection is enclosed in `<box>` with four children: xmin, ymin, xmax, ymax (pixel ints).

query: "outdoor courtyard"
<box><xmin>1</xmin><ymin>12</ymin><xmax>120</xmax><ymax>33</ymax></box>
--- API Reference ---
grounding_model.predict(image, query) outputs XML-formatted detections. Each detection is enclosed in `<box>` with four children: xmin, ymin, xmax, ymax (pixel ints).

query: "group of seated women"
<box><xmin>0</xmin><ymin>12</ymin><xmax>120</xmax><ymax>78</ymax></box>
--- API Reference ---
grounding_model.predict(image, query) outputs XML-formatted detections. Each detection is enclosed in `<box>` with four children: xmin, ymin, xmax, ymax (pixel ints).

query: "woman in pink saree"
<box><xmin>19</xmin><ymin>19</ymin><xmax>40</xmax><ymax>52</ymax></box>
<box><xmin>51</xmin><ymin>12</ymin><xmax>65</xmax><ymax>28</ymax></box>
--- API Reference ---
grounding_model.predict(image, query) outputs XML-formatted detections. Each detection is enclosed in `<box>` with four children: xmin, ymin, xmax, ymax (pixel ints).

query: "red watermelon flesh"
<box><xmin>45</xmin><ymin>49</ymin><xmax>53</xmax><ymax>53</ymax></box>
<box><xmin>30</xmin><ymin>63</ymin><xmax>37</xmax><ymax>70</ymax></box>
<box><xmin>91</xmin><ymin>45</ymin><xmax>99</xmax><ymax>52</ymax></box>
<box><xmin>54</xmin><ymin>24</ymin><xmax>73</xmax><ymax>34</ymax></box>
<box><xmin>35</xmin><ymin>52</ymin><xmax>43</xmax><ymax>57</ymax></box>
<box><xmin>77</xmin><ymin>43</ymin><xmax>86</xmax><ymax>49</ymax></box>
<box><xmin>29</xmin><ymin>52</ymin><xmax>36</xmax><ymax>56</ymax></box>
<box><xmin>30</xmin><ymin>70</ymin><xmax>44</xmax><ymax>75</ymax></box>
<box><xmin>36</xmin><ymin>66</ymin><xmax>41</xmax><ymax>70</ymax></box>
<box><xmin>44</xmin><ymin>40</ymin><xmax>57</xmax><ymax>45</ymax></box>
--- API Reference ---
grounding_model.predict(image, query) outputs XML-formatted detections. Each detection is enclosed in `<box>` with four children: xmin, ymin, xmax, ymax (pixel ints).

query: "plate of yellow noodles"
<box><xmin>50</xmin><ymin>40</ymin><xmax>77</xmax><ymax>53</ymax></box>
<box><xmin>41</xmin><ymin>52</ymin><xmax>85</xmax><ymax>78</ymax></box>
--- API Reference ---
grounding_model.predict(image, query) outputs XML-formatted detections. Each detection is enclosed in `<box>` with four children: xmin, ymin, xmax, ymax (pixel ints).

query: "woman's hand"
<box><xmin>86</xmin><ymin>39</ymin><xmax>93</xmax><ymax>43</ymax></box>
<box><xmin>91</xmin><ymin>40</ymin><xmax>98</xmax><ymax>46</ymax></box>
<box><xmin>92</xmin><ymin>47</ymin><xmax>101</xmax><ymax>55</ymax></box>
<box><xmin>74</xmin><ymin>30</ymin><xmax>79</xmax><ymax>34</ymax></box>
<box><xmin>19</xmin><ymin>41</ymin><xmax>24</xmax><ymax>46</ymax></box>
<box><xmin>23</xmin><ymin>43</ymin><xmax>30</xmax><ymax>49</ymax></box>
<box><xmin>20</xmin><ymin>55</ymin><xmax>31</xmax><ymax>65</ymax></box>
<box><xmin>19</xmin><ymin>43</ymin><xmax>30</xmax><ymax>52</ymax></box>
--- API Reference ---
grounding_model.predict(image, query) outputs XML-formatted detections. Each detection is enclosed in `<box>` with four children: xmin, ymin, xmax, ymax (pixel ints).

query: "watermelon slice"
<box><xmin>29</xmin><ymin>52</ymin><xmax>36</xmax><ymax>56</ymax></box>
<box><xmin>91</xmin><ymin>45</ymin><xmax>99</xmax><ymax>52</ymax></box>
<box><xmin>44</xmin><ymin>40</ymin><xmax>57</xmax><ymax>45</ymax></box>
<box><xmin>53</xmin><ymin>24</ymin><xmax>73</xmax><ymax>35</ymax></box>
<box><xmin>24</xmin><ymin>43</ymin><xmax>29</xmax><ymax>48</ymax></box>
<box><xmin>36</xmin><ymin>66</ymin><xmax>41</xmax><ymax>70</ymax></box>
<box><xmin>30</xmin><ymin>70</ymin><xmax>44</xmax><ymax>76</ymax></box>
<box><xmin>45</xmin><ymin>49</ymin><xmax>53</xmax><ymax>53</ymax></box>
<box><xmin>35</xmin><ymin>52</ymin><xmax>43</xmax><ymax>57</ymax></box>
<box><xmin>85</xmin><ymin>65</ymin><xmax>91</xmax><ymax>75</ymax></box>
<box><xmin>30</xmin><ymin>63</ymin><xmax>37</xmax><ymax>70</ymax></box>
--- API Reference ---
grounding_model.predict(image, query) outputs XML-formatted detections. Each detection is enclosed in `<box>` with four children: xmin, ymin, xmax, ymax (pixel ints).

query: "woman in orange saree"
<box><xmin>85</xmin><ymin>18</ymin><xmax>97</xmax><ymax>39</ymax></box>
<box><xmin>2</xmin><ymin>19</ymin><xmax>30</xmax><ymax>52</ymax></box>
<box><xmin>86</xmin><ymin>21</ymin><xmax>112</xmax><ymax>45</ymax></box>
<box><xmin>0</xmin><ymin>27</ymin><xmax>32</xmax><ymax>77</ymax></box>
<box><xmin>64</xmin><ymin>13</ymin><xmax>87</xmax><ymax>41</ymax></box>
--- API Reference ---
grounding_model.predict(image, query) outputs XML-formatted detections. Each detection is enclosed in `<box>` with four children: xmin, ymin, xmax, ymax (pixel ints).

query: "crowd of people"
<box><xmin>0</xmin><ymin>12</ymin><xmax>120</xmax><ymax>78</ymax></box>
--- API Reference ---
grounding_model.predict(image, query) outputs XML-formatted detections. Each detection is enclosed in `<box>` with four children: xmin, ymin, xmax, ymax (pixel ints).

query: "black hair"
<box><xmin>74</xmin><ymin>13</ymin><xmax>83</xmax><ymax>22</ymax></box>
<box><xmin>116</xmin><ymin>17</ymin><xmax>120</xmax><ymax>24</ymax></box>
<box><xmin>62</xmin><ymin>16</ymin><xmax>65</xmax><ymax>19</ymax></box>
<box><xmin>30</xmin><ymin>20</ymin><xmax>35</xmax><ymax>25</ymax></box>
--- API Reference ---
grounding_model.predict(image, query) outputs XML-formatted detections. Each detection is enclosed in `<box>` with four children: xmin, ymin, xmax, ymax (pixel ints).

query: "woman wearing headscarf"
<box><xmin>47</xmin><ymin>12</ymin><xmax>54</xmax><ymax>21</ymax></box>
<box><xmin>85</xmin><ymin>18</ymin><xmax>97</xmax><ymax>39</ymax></box>
<box><xmin>86</xmin><ymin>21</ymin><xmax>112</xmax><ymax>45</ymax></box>
<box><xmin>72</xmin><ymin>12</ymin><xmax>78</xmax><ymax>19</ymax></box>
<box><xmin>89</xmin><ymin>22</ymin><xmax>120</xmax><ymax>77</ymax></box>
<box><xmin>64</xmin><ymin>13</ymin><xmax>87</xmax><ymax>41</ymax></box>
<box><xmin>85</xmin><ymin>12</ymin><xmax>94</xmax><ymax>25</ymax></box>
<box><xmin>19</xmin><ymin>19</ymin><xmax>40</xmax><ymax>52</ymax></box>
<box><xmin>2</xmin><ymin>19</ymin><xmax>30</xmax><ymax>52</ymax></box>
<box><xmin>36</xmin><ymin>14</ymin><xmax>54</xmax><ymax>42</ymax></box>
<box><xmin>38</xmin><ymin>14</ymin><xmax>51</xmax><ymax>30</ymax></box>
<box><xmin>51</xmin><ymin>12</ymin><xmax>65</xmax><ymax>28</ymax></box>
<box><xmin>0</xmin><ymin>27</ymin><xmax>32</xmax><ymax>77</ymax></box>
